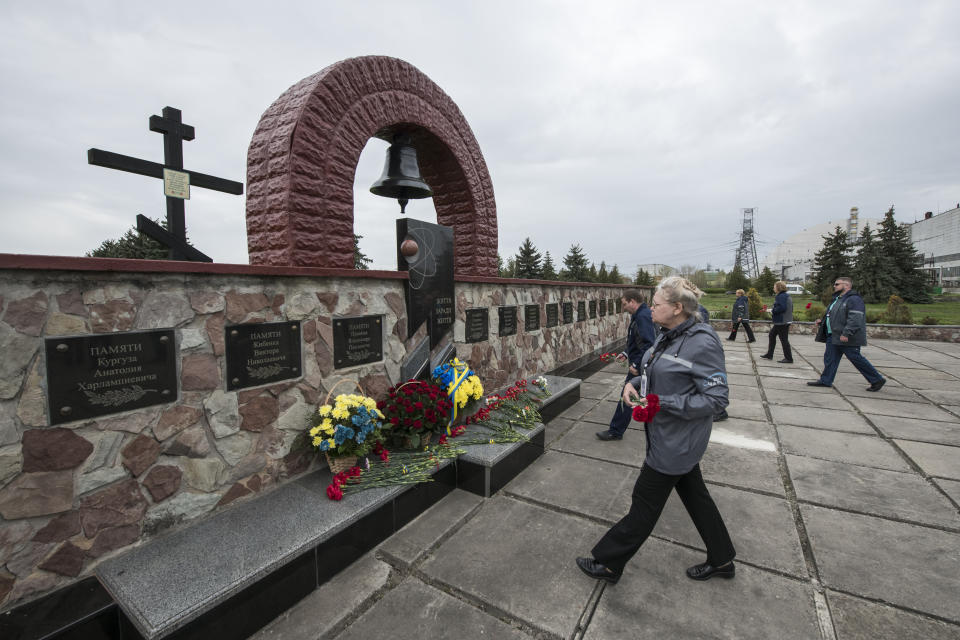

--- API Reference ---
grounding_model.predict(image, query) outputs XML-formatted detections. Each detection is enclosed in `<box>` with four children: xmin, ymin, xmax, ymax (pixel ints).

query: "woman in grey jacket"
<box><xmin>577</xmin><ymin>277</ymin><xmax>736</xmax><ymax>584</ymax></box>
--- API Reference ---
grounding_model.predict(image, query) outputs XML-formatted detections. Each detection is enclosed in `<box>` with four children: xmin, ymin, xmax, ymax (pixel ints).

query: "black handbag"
<box><xmin>814</xmin><ymin>315</ymin><xmax>828</xmax><ymax>343</ymax></box>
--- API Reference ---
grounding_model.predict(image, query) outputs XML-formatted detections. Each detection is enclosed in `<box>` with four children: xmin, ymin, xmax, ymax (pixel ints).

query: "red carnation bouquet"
<box><xmin>377</xmin><ymin>380</ymin><xmax>452</xmax><ymax>449</ymax></box>
<box><xmin>631</xmin><ymin>394</ymin><xmax>661</xmax><ymax>423</ymax></box>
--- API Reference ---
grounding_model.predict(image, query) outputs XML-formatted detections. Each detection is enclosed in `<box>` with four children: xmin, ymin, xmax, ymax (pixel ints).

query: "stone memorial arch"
<box><xmin>246</xmin><ymin>56</ymin><xmax>498</xmax><ymax>276</ymax></box>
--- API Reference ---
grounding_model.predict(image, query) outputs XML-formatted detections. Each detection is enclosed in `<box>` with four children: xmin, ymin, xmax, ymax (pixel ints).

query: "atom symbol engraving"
<box><xmin>406</xmin><ymin>227</ymin><xmax>439</xmax><ymax>290</ymax></box>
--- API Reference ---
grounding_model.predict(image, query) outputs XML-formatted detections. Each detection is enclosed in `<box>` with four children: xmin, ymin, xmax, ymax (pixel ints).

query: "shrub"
<box><xmin>705</xmin><ymin>287</ymin><xmax>726</xmax><ymax>294</ymax></box>
<box><xmin>920</xmin><ymin>315</ymin><xmax>939</xmax><ymax>325</ymax></box>
<box><xmin>804</xmin><ymin>302</ymin><xmax>825</xmax><ymax>322</ymax></box>
<box><xmin>883</xmin><ymin>295</ymin><xmax>913</xmax><ymax>325</ymax></box>
<box><xmin>747</xmin><ymin>288</ymin><xmax>764</xmax><ymax>319</ymax></box>
<box><xmin>712</xmin><ymin>308</ymin><xmax>731</xmax><ymax>320</ymax></box>
<box><xmin>866</xmin><ymin>311</ymin><xmax>884</xmax><ymax>324</ymax></box>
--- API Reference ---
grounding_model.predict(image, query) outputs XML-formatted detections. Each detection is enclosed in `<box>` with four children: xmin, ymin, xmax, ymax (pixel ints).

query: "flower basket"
<box><xmin>306</xmin><ymin>379</ymin><xmax>387</xmax><ymax>463</ymax></box>
<box><xmin>378</xmin><ymin>380</ymin><xmax>451</xmax><ymax>450</ymax></box>
<box><xmin>325</xmin><ymin>452</ymin><xmax>359</xmax><ymax>474</ymax></box>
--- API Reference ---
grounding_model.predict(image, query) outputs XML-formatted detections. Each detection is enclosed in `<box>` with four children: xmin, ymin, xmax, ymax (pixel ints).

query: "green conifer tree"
<box><xmin>608</xmin><ymin>264</ymin><xmax>622</xmax><ymax>284</ymax></box>
<box><xmin>725</xmin><ymin>263</ymin><xmax>751</xmax><ymax>292</ymax></box>
<box><xmin>541</xmin><ymin>252</ymin><xmax>557</xmax><ymax>280</ymax></box>
<box><xmin>753</xmin><ymin>266</ymin><xmax>777</xmax><ymax>295</ymax></box>
<box><xmin>852</xmin><ymin>224</ymin><xmax>896</xmax><ymax>302</ymax></box>
<box><xmin>877</xmin><ymin>206</ymin><xmax>930</xmax><ymax>303</ymax></box>
<box><xmin>810</xmin><ymin>226</ymin><xmax>853</xmax><ymax>303</ymax></box>
<box><xmin>514</xmin><ymin>237</ymin><xmax>543</xmax><ymax>279</ymax></box>
<box><xmin>562</xmin><ymin>244</ymin><xmax>590</xmax><ymax>282</ymax></box>
<box><xmin>597</xmin><ymin>261</ymin><xmax>609</xmax><ymax>283</ymax></box>
<box><xmin>87</xmin><ymin>218</ymin><xmax>174</xmax><ymax>260</ymax></box>
<box><xmin>353</xmin><ymin>234</ymin><xmax>372</xmax><ymax>269</ymax></box>
<box><xmin>634</xmin><ymin>267</ymin><xmax>655</xmax><ymax>286</ymax></box>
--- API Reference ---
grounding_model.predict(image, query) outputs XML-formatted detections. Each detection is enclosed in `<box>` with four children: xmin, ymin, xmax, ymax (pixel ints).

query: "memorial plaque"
<box><xmin>589</xmin><ymin>300</ymin><xmax>597</xmax><ymax>319</ymax></box>
<box><xmin>499</xmin><ymin>306</ymin><xmax>518</xmax><ymax>336</ymax></box>
<box><xmin>225</xmin><ymin>321</ymin><xmax>302</xmax><ymax>391</ymax></box>
<box><xmin>599</xmin><ymin>299</ymin><xmax>607</xmax><ymax>316</ymax></box>
<box><xmin>577</xmin><ymin>301</ymin><xmax>586</xmax><ymax>322</ymax></box>
<box><xmin>615</xmin><ymin>298</ymin><xmax>622</xmax><ymax>313</ymax></box>
<box><xmin>464</xmin><ymin>308</ymin><xmax>489</xmax><ymax>343</ymax></box>
<box><xmin>45</xmin><ymin>329</ymin><xmax>177</xmax><ymax>425</ymax></box>
<box><xmin>562</xmin><ymin>301</ymin><xmax>574</xmax><ymax>324</ymax></box>
<box><xmin>397</xmin><ymin>218</ymin><xmax>454</xmax><ymax>348</ymax></box>
<box><xmin>524</xmin><ymin>304</ymin><xmax>540</xmax><ymax>331</ymax></box>
<box><xmin>545</xmin><ymin>303</ymin><xmax>559</xmax><ymax>328</ymax></box>
<box><xmin>333</xmin><ymin>315</ymin><xmax>384</xmax><ymax>369</ymax></box>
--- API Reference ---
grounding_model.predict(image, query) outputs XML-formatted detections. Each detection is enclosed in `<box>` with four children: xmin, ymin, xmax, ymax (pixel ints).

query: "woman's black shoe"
<box><xmin>576</xmin><ymin>557</ymin><xmax>621</xmax><ymax>584</ymax></box>
<box><xmin>778</xmin><ymin>359</ymin><xmax>794</xmax><ymax>363</ymax></box>
<box><xmin>686</xmin><ymin>561</ymin><xmax>735</xmax><ymax>581</ymax></box>
<box><xmin>759</xmin><ymin>354</ymin><xmax>773</xmax><ymax>360</ymax></box>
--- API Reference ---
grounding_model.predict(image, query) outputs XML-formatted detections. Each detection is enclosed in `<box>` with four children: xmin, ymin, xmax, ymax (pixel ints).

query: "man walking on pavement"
<box><xmin>597</xmin><ymin>289</ymin><xmax>655</xmax><ymax>441</ymax></box>
<box><xmin>808</xmin><ymin>276</ymin><xmax>886</xmax><ymax>391</ymax></box>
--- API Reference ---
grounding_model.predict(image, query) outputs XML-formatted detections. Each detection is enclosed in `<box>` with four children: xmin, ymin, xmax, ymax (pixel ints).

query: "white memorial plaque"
<box><xmin>163</xmin><ymin>168</ymin><xmax>191</xmax><ymax>199</ymax></box>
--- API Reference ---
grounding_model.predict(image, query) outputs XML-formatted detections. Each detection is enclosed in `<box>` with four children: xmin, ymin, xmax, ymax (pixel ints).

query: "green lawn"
<box><xmin>700</xmin><ymin>293</ymin><xmax>960</xmax><ymax>325</ymax></box>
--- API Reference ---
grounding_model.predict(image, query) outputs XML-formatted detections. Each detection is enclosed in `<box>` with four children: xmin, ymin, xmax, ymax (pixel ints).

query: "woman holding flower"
<box><xmin>577</xmin><ymin>277</ymin><xmax>736</xmax><ymax>584</ymax></box>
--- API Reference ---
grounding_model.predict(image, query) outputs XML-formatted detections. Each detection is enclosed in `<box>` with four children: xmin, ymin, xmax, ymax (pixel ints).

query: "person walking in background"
<box><xmin>577</xmin><ymin>277</ymin><xmax>736</xmax><ymax>585</ymax></box>
<box><xmin>726</xmin><ymin>289</ymin><xmax>755</xmax><ymax>342</ymax></box>
<box><xmin>808</xmin><ymin>277</ymin><xmax>886</xmax><ymax>391</ymax></box>
<box><xmin>597</xmin><ymin>289</ymin><xmax>655</xmax><ymax>441</ymax></box>
<box><xmin>760</xmin><ymin>281</ymin><xmax>793</xmax><ymax>363</ymax></box>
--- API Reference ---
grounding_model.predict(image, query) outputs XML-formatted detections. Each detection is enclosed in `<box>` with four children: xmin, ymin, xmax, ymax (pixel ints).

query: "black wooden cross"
<box><xmin>88</xmin><ymin>106</ymin><xmax>243</xmax><ymax>261</ymax></box>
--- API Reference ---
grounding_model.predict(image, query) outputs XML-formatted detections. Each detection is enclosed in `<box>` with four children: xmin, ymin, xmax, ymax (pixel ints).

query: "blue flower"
<box><xmin>319</xmin><ymin>440</ymin><xmax>330</xmax><ymax>452</ymax></box>
<box><xmin>343</xmin><ymin>427</ymin><xmax>355</xmax><ymax>440</ymax></box>
<box><xmin>355</xmin><ymin>432</ymin><xmax>366</xmax><ymax>444</ymax></box>
<box><xmin>351</xmin><ymin>413</ymin><xmax>364</xmax><ymax>426</ymax></box>
<box><xmin>333</xmin><ymin>427</ymin><xmax>346</xmax><ymax>445</ymax></box>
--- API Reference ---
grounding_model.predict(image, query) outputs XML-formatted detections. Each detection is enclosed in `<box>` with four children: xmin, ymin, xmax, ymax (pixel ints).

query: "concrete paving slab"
<box><xmin>725</xmin><ymin>399</ymin><xmax>767</xmax><ymax>421</ymax></box>
<box><xmin>868</xmin><ymin>414</ymin><xmax>960</xmax><ymax>446</ymax></box>
<box><xmin>336</xmin><ymin>578</ymin><xmax>530</xmax><ymax>640</ymax></box>
<box><xmin>801</xmin><ymin>504</ymin><xmax>960</xmax><ymax>623</ymax></box>
<box><xmin>759</xmin><ymin>375</ymin><xmax>835</xmax><ymax>393</ymax></box>
<box><xmin>934</xmin><ymin>477</ymin><xmax>960</xmax><ymax>506</ymax></box>
<box><xmin>833</xmin><ymin>381</ymin><xmax>921</xmax><ymax>402</ymax></box>
<box><xmin>827</xmin><ymin>590</ymin><xmax>960</xmax><ymax>640</ymax></box>
<box><xmin>724</xmin><ymin>363</ymin><xmax>755</xmax><ymax>375</ymax></box>
<box><xmin>581</xmin><ymin>398</ymin><xmax>623</xmax><ymax>425</ymax></box>
<box><xmin>894</xmin><ymin>439</ymin><xmax>960</xmax><ymax>480</ymax></box>
<box><xmin>933</xmin><ymin>363</ymin><xmax>960</xmax><ymax>377</ymax></box>
<box><xmin>555</xmin><ymin>396</ymin><xmax>601</xmax><ymax>421</ymax></box>
<box><xmin>766</xmin><ymin>389</ymin><xmax>850</xmax><ymax>410</ymax></box>
<box><xmin>504</xmin><ymin>450</ymin><xmax>635</xmax><ymax>522</ymax></box>
<box><xmin>779</xmin><ymin>425</ymin><xmax>912</xmax><ymax>472</ymax></box>
<box><xmin>550</xmin><ymin>421</ymin><xmax>646</xmax><ymax>468</ymax></box>
<box><xmin>726</xmin><ymin>372</ymin><xmax>757</xmax><ymax>387</ymax></box>
<box><xmin>875</xmin><ymin>367</ymin><xmax>949</xmax><ymax>379</ymax></box>
<box><xmin>579</xmin><ymin>380</ymin><xmax>619</xmax><ymax>399</ymax></box>
<box><xmin>769</xmin><ymin>405</ymin><xmax>874</xmax><ymax>433</ymax></box>
<box><xmin>584</xmin><ymin>538</ymin><xmax>820</xmax><ymax>639</ymax></box>
<box><xmin>711</xmin><ymin>418</ymin><xmax>777</xmax><ymax>451</ymax></box>
<box><xmin>945</xmin><ymin>404</ymin><xmax>960</xmax><ymax>416</ymax></box>
<box><xmin>544</xmin><ymin>416</ymin><xmax>577</xmax><ymax>446</ymax></box>
<box><xmin>700</xmin><ymin>443</ymin><xmax>784</xmax><ymax>496</ymax></box>
<box><xmin>378</xmin><ymin>489</ymin><xmax>483</xmax><ymax>566</ymax></box>
<box><xmin>728</xmin><ymin>384</ymin><xmax>762</xmax><ymax>402</ymax></box>
<box><xmin>753</xmin><ymin>365</ymin><xmax>817</xmax><ymax>380</ymax></box>
<box><xmin>250</xmin><ymin>551</ymin><xmax>391</xmax><ymax>640</ymax></box>
<box><xmin>652</xmin><ymin>484</ymin><xmax>807</xmax><ymax>577</ymax></box>
<box><xmin>917</xmin><ymin>388</ymin><xmax>960</xmax><ymax>405</ymax></box>
<box><xmin>787</xmin><ymin>455</ymin><xmax>960</xmax><ymax>528</ymax></box>
<box><xmin>846</xmin><ymin>396</ymin><xmax>959</xmax><ymax>423</ymax></box>
<box><xmin>420</xmin><ymin>495</ymin><xmax>606</xmax><ymax>637</ymax></box>
<box><xmin>584</xmin><ymin>371</ymin><xmax>626</xmax><ymax>386</ymax></box>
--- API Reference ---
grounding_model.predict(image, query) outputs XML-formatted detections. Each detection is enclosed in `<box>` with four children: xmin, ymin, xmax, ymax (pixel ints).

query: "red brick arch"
<box><xmin>245</xmin><ymin>56</ymin><xmax>498</xmax><ymax>276</ymax></box>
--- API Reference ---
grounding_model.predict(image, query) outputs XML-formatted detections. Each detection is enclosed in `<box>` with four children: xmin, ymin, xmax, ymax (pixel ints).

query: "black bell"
<box><xmin>369</xmin><ymin>134</ymin><xmax>433</xmax><ymax>213</ymax></box>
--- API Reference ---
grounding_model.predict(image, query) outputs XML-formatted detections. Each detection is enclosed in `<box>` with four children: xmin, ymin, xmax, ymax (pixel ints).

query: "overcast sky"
<box><xmin>1</xmin><ymin>1</ymin><xmax>958</xmax><ymax>274</ymax></box>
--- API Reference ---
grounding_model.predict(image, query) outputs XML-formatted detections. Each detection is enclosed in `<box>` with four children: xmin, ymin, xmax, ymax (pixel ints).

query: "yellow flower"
<box><xmin>321</xmin><ymin>418</ymin><xmax>334</xmax><ymax>433</ymax></box>
<box><xmin>318</xmin><ymin>405</ymin><xmax>332</xmax><ymax>417</ymax></box>
<box><xmin>363</xmin><ymin>398</ymin><xmax>377</xmax><ymax>411</ymax></box>
<box><xmin>309</xmin><ymin>426</ymin><xmax>321</xmax><ymax>437</ymax></box>
<box><xmin>326</xmin><ymin>438</ymin><xmax>336</xmax><ymax>449</ymax></box>
<box><xmin>332</xmin><ymin>407</ymin><xmax>349</xmax><ymax>420</ymax></box>
<box><xmin>312</xmin><ymin>436</ymin><xmax>322</xmax><ymax>446</ymax></box>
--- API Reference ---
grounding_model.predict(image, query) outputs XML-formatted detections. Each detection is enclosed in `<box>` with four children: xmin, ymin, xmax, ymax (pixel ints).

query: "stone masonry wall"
<box><xmin>0</xmin><ymin>266</ymin><xmax>629</xmax><ymax>612</ymax></box>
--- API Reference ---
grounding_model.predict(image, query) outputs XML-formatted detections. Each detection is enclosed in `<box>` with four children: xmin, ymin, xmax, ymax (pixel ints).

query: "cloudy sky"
<box><xmin>1</xmin><ymin>1</ymin><xmax>958</xmax><ymax>274</ymax></box>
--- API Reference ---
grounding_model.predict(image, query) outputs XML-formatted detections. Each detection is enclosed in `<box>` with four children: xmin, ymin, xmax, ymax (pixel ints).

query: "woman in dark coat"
<box><xmin>761</xmin><ymin>281</ymin><xmax>793</xmax><ymax>363</ymax></box>
<box><xmin>727</xmin><ymin>289</ymin><xmax>755</xmax><ymax>342</ymax></box>
<box><xmin>576</xmin><ymin>277</ymin><xmax>736</xmax><ymax>584</ymax></box>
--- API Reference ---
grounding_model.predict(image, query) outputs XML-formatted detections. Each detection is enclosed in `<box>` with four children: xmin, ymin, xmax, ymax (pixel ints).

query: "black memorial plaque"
<box><xmin>577</xmin><ymin>301</ymin><xmax>586</xmax><ymax>322</ymax></box>
<box><xmin>225</xmin><ymin>321</ymin><xmax>302</xmax><ymax>391</ymax></box>
<box><xmin>524</xmin><ymin>304</ymin><xmax>540</xmax><ymax>331</ymax></box>
<box><xmin>333</xmin><ymin>316</ymin><xmax>384</xmax><ymax>369</ymax></box>
<box><xmin>562</xmin><ymin>301</ymin><xmax>574</xmax><ymax>324</ymax></box>
<box><xmin>464</xmin><ymin>308</ymin><xmax>489</xmax><ymax>343</ymax></box>
<box><xmin>545</xmin><ymin>303</ymin><xmax>559</xmax><ymax>328</ymax></box>
<box><xmin>45</xmin><ymin>329</ymin><xmax>177</xmax><ymax>425</ymax></box>
<box><xmin>589</xmin><ymin>300</ymin><xmax>597</xmax><ymax>319</ymax></box>
<box><xmin>397</xmin><ymin>218</ymin><xmax>454</xmax><ymax>348</ymax></box>
<box><xmin>499</xmin><ymin>306</ymin><xmax>518</xmax><ymax>336</ymax></box>
<box><xmin>615</xmin><ymin>298</ymin><xmax>622</xmax><ymax>313</ymax></box>
<box><xmin>599</xmin><ymin>299</ymin><xmax>607</xmax><ymax>317</ymax></box>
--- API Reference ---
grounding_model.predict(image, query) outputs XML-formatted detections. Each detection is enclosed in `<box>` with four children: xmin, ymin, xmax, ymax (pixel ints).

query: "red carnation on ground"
<box><xmin>326</xmin><ymin>484</ymin><xmax>343</xmax><ymax>500</ymax></box>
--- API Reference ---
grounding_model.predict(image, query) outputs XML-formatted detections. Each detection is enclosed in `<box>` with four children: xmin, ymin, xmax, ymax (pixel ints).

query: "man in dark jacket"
<box><xmin>597</xmin><ymin>289</ymin><xmax>655</xmax><ymax>440</ymax></box>
<box><xmin>808</xmin><ymin>277</ymin><xmax>886</xmax><ymax>391</ymax></box>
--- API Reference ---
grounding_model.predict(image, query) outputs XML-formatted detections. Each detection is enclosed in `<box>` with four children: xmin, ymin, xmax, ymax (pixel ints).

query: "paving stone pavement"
<box><xmin>253</xmin><ymin>334</ymin><xmax>960</xmax><ymax>639</ymax></box>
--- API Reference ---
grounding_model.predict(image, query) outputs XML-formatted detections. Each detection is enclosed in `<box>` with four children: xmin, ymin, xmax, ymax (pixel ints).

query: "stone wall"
<box><xmin>0</xmin><ymin>257</ymin><xmax>631</xmax><ymax>612</ymax></box>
